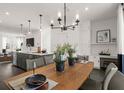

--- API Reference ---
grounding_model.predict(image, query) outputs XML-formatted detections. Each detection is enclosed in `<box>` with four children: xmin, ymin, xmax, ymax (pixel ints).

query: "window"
<box><xmin>2</xmin><ymin>37</ymin><xmax>7</xmax><ymax>49</ymax></box>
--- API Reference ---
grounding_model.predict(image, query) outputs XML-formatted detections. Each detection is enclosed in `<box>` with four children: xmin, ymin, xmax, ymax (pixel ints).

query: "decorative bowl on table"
<box><xmin>25</xmin><ymin>74</ymin><xmax>46</xmax><ymax>87</ymax></box>
<box><xmin>41</xmin><ymin>49</ymin><xmax>47</xmax><ymax>53</ymax></box>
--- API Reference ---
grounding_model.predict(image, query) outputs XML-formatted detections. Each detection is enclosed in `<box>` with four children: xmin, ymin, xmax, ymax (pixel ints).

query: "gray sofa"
<box><xmin>16</xmin><ymin>52</ymin><xmax>53</xmax><ymax>70</ymax></box>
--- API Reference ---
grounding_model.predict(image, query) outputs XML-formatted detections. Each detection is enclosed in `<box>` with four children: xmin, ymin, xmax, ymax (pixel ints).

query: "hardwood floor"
<box><xmin>0</xmin><ymin>62</ymin><xmax>25</xmax><ymax>90</ymax></box>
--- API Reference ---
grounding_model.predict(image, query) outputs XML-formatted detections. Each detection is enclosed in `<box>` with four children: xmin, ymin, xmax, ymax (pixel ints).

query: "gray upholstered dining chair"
<box><xmin>108</xmin><ymin>70</ymin><xmax>124</xmax><ymax>90</ymax></box>
<box><xmin>43</xmin><ymin>54</ymin><xmax>54</xmax><ymax>65</ymax></box>
<box><xmin>90</xmin><ymin>62</ymin><xmax>118</xmax><ymax>82</ymax></box>
<box><xmin>26</xmin><ymin>57</ymin><xmax>45</xmax><ymax>70</ymax></box>
<box><xmin>79</xmin><ymin>63</ymin><xmax>118</xmax><ymax>90</ymax></box>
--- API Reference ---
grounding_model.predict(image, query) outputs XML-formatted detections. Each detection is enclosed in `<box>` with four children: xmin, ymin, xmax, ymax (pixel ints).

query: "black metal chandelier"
<box><xmin>50</xmin><ymin>3</ymin><xmax>80</xmax><ymax>31</ymax></box>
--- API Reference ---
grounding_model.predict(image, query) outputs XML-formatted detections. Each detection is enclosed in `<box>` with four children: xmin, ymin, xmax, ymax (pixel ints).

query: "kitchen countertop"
<box><xmin>15</xmin><ymin>51</ymin><xmax>54</xmax><ymax>56</ymax></box>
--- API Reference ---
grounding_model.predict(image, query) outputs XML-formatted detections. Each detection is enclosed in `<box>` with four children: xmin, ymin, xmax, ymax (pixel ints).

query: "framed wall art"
<box><xmin>96</xmin><ymin>29</ymin><xmax>111</xmax><ymax>43</ymax></box>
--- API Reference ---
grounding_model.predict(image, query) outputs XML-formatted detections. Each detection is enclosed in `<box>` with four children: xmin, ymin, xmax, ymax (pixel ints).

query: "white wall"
<box><xmin>41</xmin><ymin>27</ymin><xmax>51</xmax><ymax>52</ymax></box>
<box><xmin>91</xmin><ymin>17</ymin><xmax>117</xmax><ymax>56</ymax></box>
<box><xmin>78</xmin><ymin>20</ymin><xmax>91</xmax><ymax>55</ymax></box>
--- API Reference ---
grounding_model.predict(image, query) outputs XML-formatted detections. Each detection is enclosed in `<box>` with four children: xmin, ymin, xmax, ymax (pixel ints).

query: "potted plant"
<box><xmin>64</xmin><ymin>43</ymin><xmax>76</xmax><ymax>66</ymax></box>
<box><xmin>54</xmin><ymin>45</ymin><xmax>67</xmax><ymax>72</ymax></box>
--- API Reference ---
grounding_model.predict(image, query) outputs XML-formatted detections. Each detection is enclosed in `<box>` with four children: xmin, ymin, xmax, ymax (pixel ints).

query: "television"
<box><xmin>2</xmin><ymin>49</ymin><xmax>6</xmax><ymax>54</ymax></box>
<box><xmin>26</xmin><ymin>38</ymin><xmax>34</xmax><ymax>47</ymax></box>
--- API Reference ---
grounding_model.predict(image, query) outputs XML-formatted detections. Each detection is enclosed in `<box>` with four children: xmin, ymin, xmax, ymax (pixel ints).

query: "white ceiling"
<box><xmin>0</xmin><ymin>3</ymin><xmax>118</xmax><ymax>34</ymax></box>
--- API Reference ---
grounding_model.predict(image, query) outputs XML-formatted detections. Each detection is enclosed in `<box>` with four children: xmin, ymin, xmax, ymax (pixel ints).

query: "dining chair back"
<box><xmin>102</xmin><ymin>66</ymin><xmax>118</xmax><ymax>90</ymax></box>
<box><xmin>105</xmin><ymin>63</ymin><xmax>117</xmax><ymax>76</ymax></box>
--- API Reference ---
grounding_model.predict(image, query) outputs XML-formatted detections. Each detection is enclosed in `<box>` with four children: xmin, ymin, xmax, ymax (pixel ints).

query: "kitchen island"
<box><xmin>13</xmin><ymin>52</ymin><xmax>54</xmax><ymax>71</ymax></box>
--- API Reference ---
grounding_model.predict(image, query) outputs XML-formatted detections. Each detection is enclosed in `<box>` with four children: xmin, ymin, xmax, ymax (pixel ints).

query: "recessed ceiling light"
<box><xmin>5</xmin><ymin>12</ymin><xmax>10</xmax><ymax>15</ymax></box>
<box><xmin>85</xmin><ymin>7</ymin><xmax>89</xmax><ymax>11</ymax></box>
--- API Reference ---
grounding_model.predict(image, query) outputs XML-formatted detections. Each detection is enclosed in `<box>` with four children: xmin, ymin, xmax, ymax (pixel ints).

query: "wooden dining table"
<box><xmin>4</xmin><ymin>62</ymin><xmax>94</xmax><ymax>90</ymax></box>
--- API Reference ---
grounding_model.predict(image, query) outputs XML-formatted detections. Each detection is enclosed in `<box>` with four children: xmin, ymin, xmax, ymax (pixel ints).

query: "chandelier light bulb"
<box><xmin>72</xmin><ymin>22</ymin><xmax>75</xmax><ymax>26</ymax></box>
<box><xmin>51</xmin><ymin>20</ymin><xmax>54</xmax><ymax>24</ymax></box>
<box><xmin>40</xmin><ymin>29</ymin><xmax>42</xmax><ymax>31</ymax></box>
<box><xmin>28</xmin><ymin>31</ymin><xmax>31</xmax><ymax>34</ymax></box>
<box><xmin>58</xmin><ymin>12</ymin><xmax>61</xmax><ymax>18</ymax></box>
<box><xmin>76</xmin><ymin>14</ymin><xmax>79</xmax><ymax>20</ymax></box>
<box><xmin>60</xmin><ymin>25</ymin><xmax>63</xmax><ymax>27</ymax></box>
